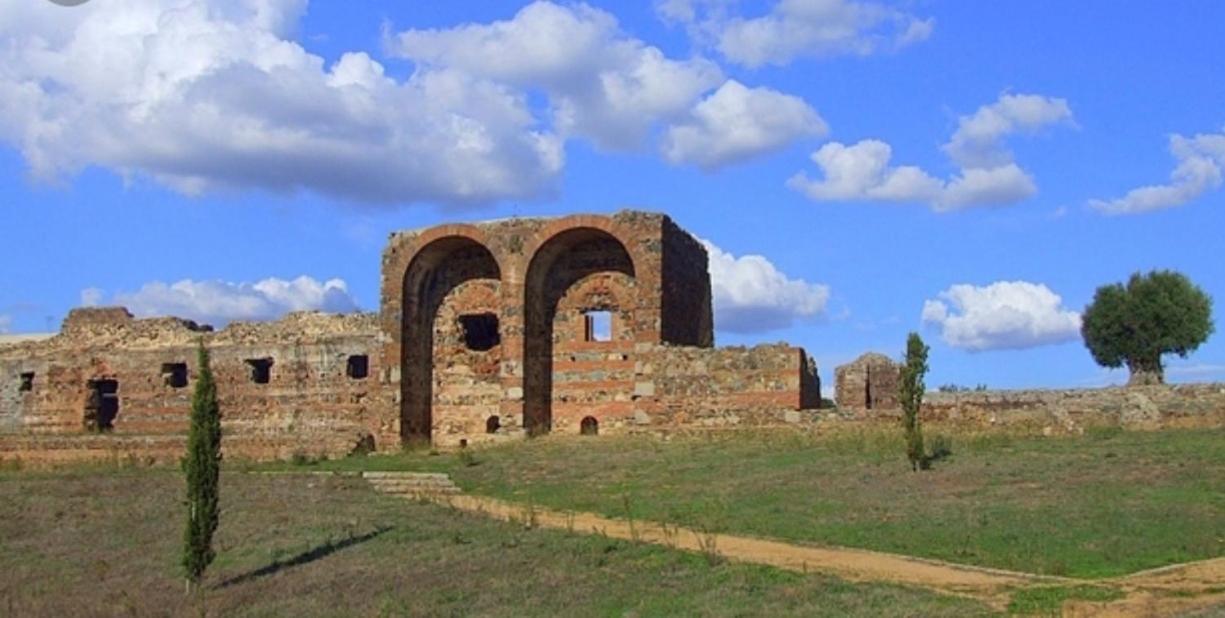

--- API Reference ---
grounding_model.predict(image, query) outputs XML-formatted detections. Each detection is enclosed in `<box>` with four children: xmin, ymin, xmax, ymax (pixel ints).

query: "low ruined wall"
<box><xmin>847</xmin><ymin>383</ymin><xmax>1225</xmax><ymax>433</ymax></box>
<box><xmin>0</xmin><ymin>309</ymin><xmax>397</xmax><ymax>465</ymax></box>
<box><xmin>638</xmin><ymin>344</ymin><xmax>820</xmax><ymax>428</ymax></box>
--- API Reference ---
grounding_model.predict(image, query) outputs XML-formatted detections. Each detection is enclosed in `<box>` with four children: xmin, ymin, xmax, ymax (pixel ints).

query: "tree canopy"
<box><xmin>1081</xmin><ymin>270</ymin><xmax>1214</xmax><ymax>385</ymax></box>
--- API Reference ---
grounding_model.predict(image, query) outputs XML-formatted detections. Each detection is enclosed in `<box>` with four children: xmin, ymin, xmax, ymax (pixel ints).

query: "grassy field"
<box><xmin>265</xmin><ymin>425</ymin><xmax>1225</xmax><ymax>579</ymax></box>
<box><xmin>0</xmin><ymin>469</ymin><xmax>991</xmax><ymax>617</ymax></box>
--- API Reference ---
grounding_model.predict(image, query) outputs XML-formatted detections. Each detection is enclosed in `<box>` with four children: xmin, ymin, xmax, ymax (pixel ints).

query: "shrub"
<box><xmin>928</xmin><ymin>434</ymin><xmax>953</xmax><ymax>462</ymax></box>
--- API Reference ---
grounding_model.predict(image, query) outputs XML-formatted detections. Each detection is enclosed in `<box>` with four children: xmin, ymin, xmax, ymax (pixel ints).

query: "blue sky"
<box><xmin>1</xmin><ymin>0</ymin><xmax>1223</xmax><ymax>391</ymax></box>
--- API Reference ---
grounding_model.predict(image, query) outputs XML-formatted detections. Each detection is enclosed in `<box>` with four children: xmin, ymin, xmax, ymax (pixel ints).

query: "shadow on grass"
<box><xmin>215</xmin><ymin>526</ymin><xmax>392</xmax><ymax>589</ymax></box>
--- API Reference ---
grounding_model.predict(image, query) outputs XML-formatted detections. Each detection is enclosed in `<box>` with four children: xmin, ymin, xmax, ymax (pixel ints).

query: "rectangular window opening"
<box><xmin>162</xmin><ymin>362</ymin><xmax>188</xmax><ymax>389</ymax></box>
<box><xmin>346</xmin><ymin>354</ymin><xmax>369</xmax><ymax>380</ymax></box>
<box><xmin>246</xmin><ymin>358</ymin><xmax>273</xmax><ymax>384</ymax></box>
<box><xmin>584</xmin><ymin>311</ymin><xmax>613</xmax><ymax>342</ymax></box>
<box><xmin>86</xmin><ymin>379</ymin><xmax>119</xmax><ymax>432</ymax></box>
<box><xmin>19</xmin><ymin>372</ymin><xmax>34</xmax><ymax>392</ymax></box>
<box><xmin>459</xmin><ymin>313</ymin><xmax>500</xmax><ymax>351</ymax></box>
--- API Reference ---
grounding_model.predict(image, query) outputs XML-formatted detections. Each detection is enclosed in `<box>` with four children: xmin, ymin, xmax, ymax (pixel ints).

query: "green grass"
<box><xmin>1006</xmin><ymin>585</ymin><xmax>1124</xmax><ymax>615</ymax></box>
<box><xmin>0</xmin><ymin>468</ymin><xmax>992</xmax><ymax>617</ymax></box>
<box><xmin>261</xmin><ymin>425</ymin><xmax>1225</xmax><ymax>578</ymax></box>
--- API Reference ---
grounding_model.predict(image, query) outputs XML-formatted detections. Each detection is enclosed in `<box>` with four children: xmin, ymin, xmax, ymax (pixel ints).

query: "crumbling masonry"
<box><xmin>0</xmin><ymin>211</ymin><xmax>821</xmax><ymax>463</ymax></box>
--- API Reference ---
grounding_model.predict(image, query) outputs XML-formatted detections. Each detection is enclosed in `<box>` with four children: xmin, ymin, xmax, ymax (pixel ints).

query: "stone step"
<box><xmin>360</xmin><ymin>473</ymin><xmax>453</xmax><ymax>483</ymax></box>
<box><xmin>376</xmin><ymin>486</ymin><xmax>463</xmax><ymax>495</ymax></box>
<box><xmin>364</xmin><ymin>471</ymin><xmax>462</xmax><ymax>496</ymax></box>
<box><xmin>368</xmin><ymin>481</ymin><xmax>460</xmax><ymax>491</ymax></box>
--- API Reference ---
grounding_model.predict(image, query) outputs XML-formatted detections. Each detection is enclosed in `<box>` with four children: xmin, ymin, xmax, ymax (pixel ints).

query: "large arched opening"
<box><xmin>523</xmin><ymin>227</ymin><xmax>636</xmax><ymax>436</ymax></box>
<box><xmin>401</xmin><ymin>236</ymin><xmax>501</xmax><ymax>445</ymax></box>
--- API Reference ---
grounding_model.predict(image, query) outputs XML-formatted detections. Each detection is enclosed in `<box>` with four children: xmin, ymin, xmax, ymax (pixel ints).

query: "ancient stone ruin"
<box><xmin>834</xmin><ymin>353</ymin><xmax>900</xmax><ymax>413</ymax></box>
<box><xmin>834</xmin><ymin>352</ymin><xmax>1225</xmax><ymax>434</ymax></box>
<box><xmin>0</xmin><ymin>211</ymin><xmax>821</xmax><ymax>464</ymax></box>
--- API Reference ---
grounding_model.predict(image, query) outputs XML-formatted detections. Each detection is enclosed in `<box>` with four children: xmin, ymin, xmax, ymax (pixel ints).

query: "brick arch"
<box><xmin>522</xmin><ymin>215</ymin><xmax>644</xmax><ymax>279</ymax></box>
<box><xmin>399</xmin><ymin>233</ymin><xmax>502</xmax><ymax>444</ymax></box>
<box><xmin>522</xmin><ymin>224</ymin><xmax>638</xmax><ymax>435</ymax></box>
<box><xmin>394</xmin><ymin>225</ymin><xmax>505</xmax><ymax>288</ymax></box>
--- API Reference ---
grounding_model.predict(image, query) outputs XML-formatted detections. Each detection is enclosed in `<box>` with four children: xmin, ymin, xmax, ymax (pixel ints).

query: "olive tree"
<box><xmin>1081</xmin><ymin>270</ymin><xmax>1213</xmax><ymax>385</ymax></box>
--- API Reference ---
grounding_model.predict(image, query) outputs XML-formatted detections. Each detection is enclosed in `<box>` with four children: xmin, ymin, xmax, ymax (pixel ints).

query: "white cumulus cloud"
<box><xmin>702</xmin><ymin>239</ymin><xmax>830</xmax><ymax>333</ymax></box>
<box><xmin>394</xmin><ymin>1</ymin><xmax>724</xmax><ymax>151</ymax></box>
<box><xmin>84</xmin><ymin>276</ymin><xmax>359</xmax><ymax>327</ymax></box>
<box><xmin>662</xmin><ymin>80</ymin><xmax>827</xmax><ymax>169</ymax></box>
<box><xmin>0</xmin><ymin>0</ymin><xmax>562</xmax><ymax>206</ymax></box>
<box><xmin>393</xmin><ymin>1</ymin><xmax>820</xmax><ymax>164</ymax></box>
<box><xmin>788</xmin><ymin>93</ymin><xmax>1071</xmax><ymax>211</ymax></box>
<box><xmin>943</xmin><ymin>93</ymin><xmax>1075</xmax><ymax>168</ymax></box>
<box><xmin>1089</xmin><ymin>130</ymin><xmax>1225</xmax><ymax>215</ymax></box>
<box><xmin>659</xmin><ymin>0</ymin><xmax>934</xmax><ymax>68</ymax></box>
<box><xmin>0</xmin><ymin>0</ymin><xmax>818</xmax><ymax>201</ymax></box>
<box><xmin>920</xmin><ymin>281</ymin><xmax>1082</xmax><ymax>351</ymax></box>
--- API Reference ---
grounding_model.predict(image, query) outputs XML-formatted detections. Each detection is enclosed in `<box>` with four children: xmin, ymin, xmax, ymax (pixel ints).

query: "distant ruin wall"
<box><xmin>920</xmin><ymin>384</ymin><xmax>1225</xmax><ymax>431</ymax></box>
<box><xmin>0</xmin><ymin>309</ymin><xmax>396</xmax><ymax>465</ymax></box>
<box><xmin>834</xmin><ymin>353</ymin><xmax>900</xmax><ymax>411</ymax></box>
<box><xmin>838</xmin><ymin>383</ymin><xmax>1225</xmax><ymax>433</ymax></box>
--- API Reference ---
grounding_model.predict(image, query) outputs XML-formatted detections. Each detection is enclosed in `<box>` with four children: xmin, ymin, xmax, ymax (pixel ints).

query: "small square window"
<box><xmin>246</xmin><ymin>358</ymin><xmax>273</xmax><ymax>384</ymax></box>
<box><xmin>162</xmin><ymin>363</ymin><xmax>188</xmax><ymax>389</ymax></box>
<box><xmin>19</xmin><ymin>372</ymin><xmax>34</xmax><ymax>392</ymax></box>
<box><xmin>346</xmin><ymin>355</ymin><xmax>369</xmax><ymax>380</ymax></box>
<box><xmin>583</xmin><ymin>311</ymin><xmax>613</xmax><ymax>342</ymax></box>
<box><xmin>459</xmin><ymin>313</ymin><xmax>500</xmax><ymax>351</ymax></box>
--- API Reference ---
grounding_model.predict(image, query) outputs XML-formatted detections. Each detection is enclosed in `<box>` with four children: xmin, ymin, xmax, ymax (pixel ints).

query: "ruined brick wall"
<box><xmin>829</xmin><ymin>350</ymin><xmax>1225</xmax><ymax>434</ymax></box>
<box><xmin>2</xmin><ymin>210</ymin><xmax>827</xmax><ymax>462</ymax></box>
<box><xmin>918</xmin><ymin>384</ymin><xmax>1225</xmax><ymax>433</ymax></box>
<box><xmin>0</xmin><ymin>308</ymin><xmax>394</xmax><ymax>464</ymax></box>
<box><xmin>380</xmin><ymin>210</ymin><xmax>714</xmax><ymax>445</ymax></box>
<box><xmin>635</xmin><ymin>344</ymin><xmax>820</xmax><ymax>428</ymax></box>
<box><xmin>431</xmin><ymin>279</ymin><xmax>506</xmax><ymax>446</ymax></box>
<box><xmin>834</xmin><ymin>353</ymin><xmax>900</xmax><ymax>410</ymax></box>
<box><xmin>545</xmin><ymin>271</ymin><xmax>638</xmax><ymax>437</ymax></box>
<box><xmin>660</xmin><ymin>217</ymin><xmax>714</xmax><ymax>347</ymax></box>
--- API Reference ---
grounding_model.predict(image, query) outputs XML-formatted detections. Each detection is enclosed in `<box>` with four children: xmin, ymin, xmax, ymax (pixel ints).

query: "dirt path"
<box><xmin>425</xmin><ymin>493</ymin><xmax>1045</xmax><ymax>608</ymax></box>
<box><xmin>401</xmin><ymin>492</ymin><xmax>1225</xmax><ymax>616</ymax></box>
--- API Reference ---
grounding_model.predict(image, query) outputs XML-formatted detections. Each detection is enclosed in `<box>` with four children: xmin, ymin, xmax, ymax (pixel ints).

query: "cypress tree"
<box><xmin>899</xmin><ymin>332</ymin><xmax>929</xmax><ymax>471</ymax></box>
<box><xmin>183</xmin><ymin>339</ymin><xmax>221</xmax><ymax>592</ymax></box>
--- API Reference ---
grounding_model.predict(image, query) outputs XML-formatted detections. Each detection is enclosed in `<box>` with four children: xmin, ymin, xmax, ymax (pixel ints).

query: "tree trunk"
<box><xmin>1127</xmin><ymin>360</ymin><xmax>1164</xmax><ymax>386</ymax></box>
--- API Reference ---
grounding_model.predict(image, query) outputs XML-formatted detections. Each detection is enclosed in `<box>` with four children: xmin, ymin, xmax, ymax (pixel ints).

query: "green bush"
<box><xmin>927</xmin><ymin>434</ymin><xmax>952</xmax><ymax>462</ymax></box>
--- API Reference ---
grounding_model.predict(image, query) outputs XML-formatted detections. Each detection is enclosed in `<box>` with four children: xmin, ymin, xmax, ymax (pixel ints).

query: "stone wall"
<box><xmin>660</xmin><ymin>217</ymin><xmax>714</xmax><ymax>347</ymax></box>
<box><xmin>833</xmin><ymin>378</ymin><xmax>1225</xmax><ymax>433</ymax></box>
<box><xmin>834</xmin><ymin>352</ymin><xmax>900</xmax><ymax>411</ymax></box>
<box><xmin>641</xmin><ymin>344</ymin><xmax>821</xmax><ymax>427</ymax></box>
<box><xmin>919</xmin><ymin>384</ymin><xmax>1225</xmax><ymax>433</ymax></box>
<box><xmin>2</xmin><ymin>210</ymin><xmax>825</xmax><ymax>463</ymax></box>
<box><xmin>380</xmin><ymin>210</ymin><xmax>774</xmax><ymax>447</ymax></box>
<box><xmin>0</xmin><ymin>308</ymin><xmax>394</xmax><ymax>464</ymax></box>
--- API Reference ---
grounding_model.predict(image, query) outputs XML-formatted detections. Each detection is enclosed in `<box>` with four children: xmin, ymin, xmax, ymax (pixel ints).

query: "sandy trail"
<box><xmin>421</xmin><ymin>493</ymin><xmax>1047</xmax><ymax>607</ymax></box>
<box><xmin>396</xmin><ymin>491</ymin><xmax>1225</xmax><ymax>615</ymax></box>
